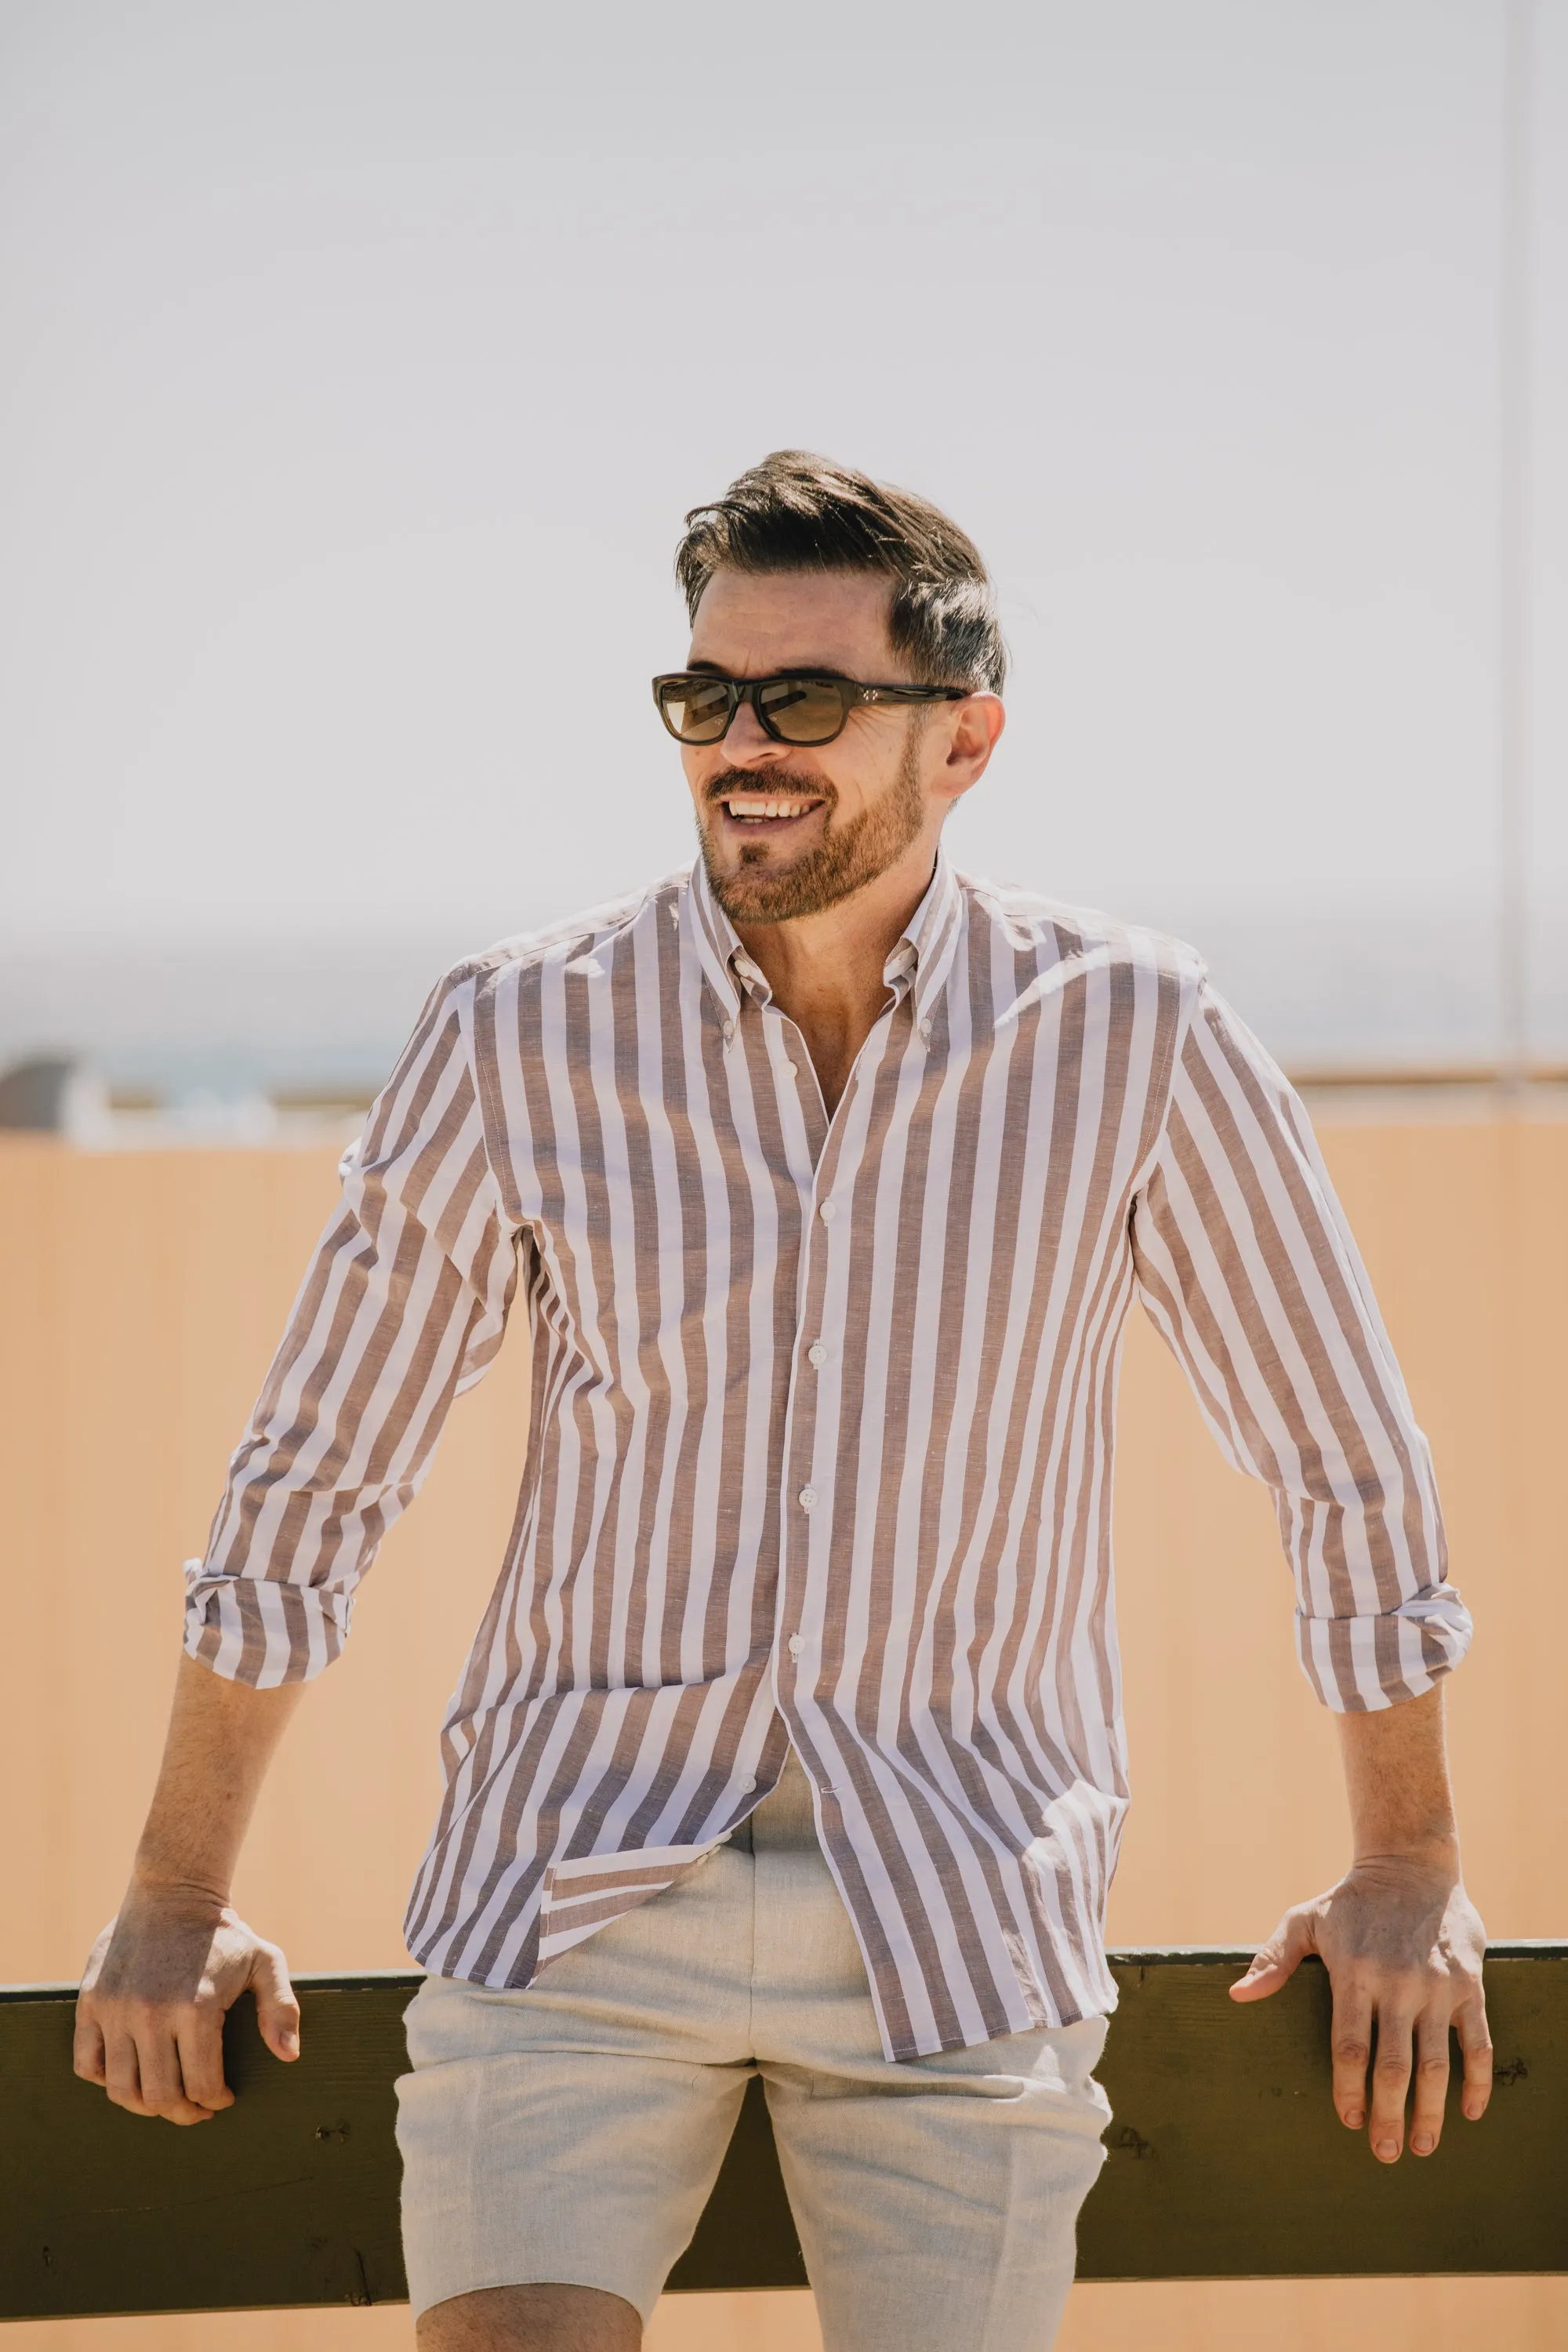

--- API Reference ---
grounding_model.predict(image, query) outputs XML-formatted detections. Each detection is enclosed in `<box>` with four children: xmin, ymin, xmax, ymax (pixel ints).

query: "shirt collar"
<box><xmin>684</xmin><ymin>859</ymin><xmax>745</xmax><ymax>1022</ymax></box>
<box><xmin>684</xmin><ymin>845</ymin><xmax>964</xmax><ymax>1029</ymax></box>
<box><xmin>898</xmin><ymin>847</ymin><xmax>964</xmax><ymax>1025</ymax></box>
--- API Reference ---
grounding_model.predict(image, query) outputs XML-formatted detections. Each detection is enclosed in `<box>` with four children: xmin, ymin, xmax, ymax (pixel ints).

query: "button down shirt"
<box><xmin>186</xmin><ymin>854</ymin><xmax>1470</xmax><ymax>2060</ymax></box>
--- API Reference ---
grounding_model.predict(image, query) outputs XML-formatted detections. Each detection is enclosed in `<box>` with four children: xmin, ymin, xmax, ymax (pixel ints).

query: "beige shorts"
<box><xmin>395</xmin><ymin>1752</ymin><xmax>1110</xmax><ymax>2351</ymax></box>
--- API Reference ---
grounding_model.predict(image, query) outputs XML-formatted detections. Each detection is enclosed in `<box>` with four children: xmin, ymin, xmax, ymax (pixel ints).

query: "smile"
<box><xmin>717</xmin><ymin>793</ymin><xmax>825</xmax><ymax>826</ymax></box>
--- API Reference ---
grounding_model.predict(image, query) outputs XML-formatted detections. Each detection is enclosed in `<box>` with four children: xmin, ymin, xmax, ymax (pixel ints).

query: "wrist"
<box><xmin>128</xmin><ymin>1858</ymin><xmax>233</xmax><ymax>1911</ymax></box>
<box><xmin>1348</xmin><ymin>1834</ymin><xmax>1461</xmax><ymax>1879</ymax></box>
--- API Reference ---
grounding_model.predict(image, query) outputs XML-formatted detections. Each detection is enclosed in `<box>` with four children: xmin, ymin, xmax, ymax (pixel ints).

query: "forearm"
<box><xmin>76</xmin><ymin>1656</ymin><xmax>307</xmax><ymax>2123</ymax></box>
<box><xmin>1336</xmin><ymin>1684</ymin><xmax>1459</xmax><ymax>1868</ymax></box>
<box><xmin>1235</xmin><ymin>1676</ymin><xmax>1490</xmax><ymax>2163</ymax></box>
<box><xmin>131</xmin><ymin>1653</ymin><xmax>307</xmax><ymax>1901</ymax></box>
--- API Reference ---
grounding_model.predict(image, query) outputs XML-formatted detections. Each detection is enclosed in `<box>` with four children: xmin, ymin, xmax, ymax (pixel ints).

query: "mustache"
<box><xmin>703</xmin><ymin>765</ymin><xmax>837</xmax><ymax>808</ymax></box>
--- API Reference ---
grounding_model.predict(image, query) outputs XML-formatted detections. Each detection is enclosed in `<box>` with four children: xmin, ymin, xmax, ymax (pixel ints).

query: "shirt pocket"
<box><xmin>537</xmin><ymin>1839</ymin><xmax>722</xmax><ymax>1968</ymax></box>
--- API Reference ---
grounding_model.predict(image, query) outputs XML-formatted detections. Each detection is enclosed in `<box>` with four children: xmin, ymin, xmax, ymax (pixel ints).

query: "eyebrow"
<box><xmin>684</xmin><ymin>662</ymin><xmax>858</xmax><ymax>682</ymax></box>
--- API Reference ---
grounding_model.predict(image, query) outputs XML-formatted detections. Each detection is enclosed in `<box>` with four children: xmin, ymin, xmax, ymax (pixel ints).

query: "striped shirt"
<box><xmin>185</xmin><ymin>852</ymin><xmax>1471</xmax><ymax>2060</ymax></box>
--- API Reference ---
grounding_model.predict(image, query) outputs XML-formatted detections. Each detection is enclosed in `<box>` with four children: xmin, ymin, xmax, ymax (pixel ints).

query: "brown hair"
<box><xmin>674</xmin><ymin>450</ymin><xmax>1007</xmax><ymax>694</ymax></box>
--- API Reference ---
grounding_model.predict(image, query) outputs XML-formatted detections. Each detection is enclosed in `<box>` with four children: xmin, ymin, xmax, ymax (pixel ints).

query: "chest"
<box><xmin>502</xmin><ymin>976</ymin><xmax>1150</xmax><ymax>1316</ymax></box>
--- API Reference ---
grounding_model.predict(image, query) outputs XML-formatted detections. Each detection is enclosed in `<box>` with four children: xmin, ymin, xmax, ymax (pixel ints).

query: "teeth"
<box><xmin>724</xmin><ymin>797</ymin><xmax>816</xmax><ymax>820</ymax></box>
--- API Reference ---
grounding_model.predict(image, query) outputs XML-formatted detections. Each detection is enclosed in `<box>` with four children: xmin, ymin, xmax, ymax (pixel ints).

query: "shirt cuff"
<box><xmin>183</xmin><ymin>1559</ymin><xmax>353</xmax><ymax>1688</ymax></box>
<box><xmin>1295</xmin><ymin>1583</ymin><xmax>1473</xmax><ymax>1714</ymax></box>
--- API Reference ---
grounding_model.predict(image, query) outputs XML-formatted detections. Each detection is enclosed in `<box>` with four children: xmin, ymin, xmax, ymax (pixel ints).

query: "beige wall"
<box><xmin>2</xmin><ymin>1116</ymin><xmax>1565</xmax><ymax>2348</ymax></box>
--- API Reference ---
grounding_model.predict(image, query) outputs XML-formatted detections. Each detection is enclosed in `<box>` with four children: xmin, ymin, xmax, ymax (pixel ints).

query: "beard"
<box><xmin>697</xmin><ymin>735</ymin><xmax>927</xmax><ymax>926</ymax></box>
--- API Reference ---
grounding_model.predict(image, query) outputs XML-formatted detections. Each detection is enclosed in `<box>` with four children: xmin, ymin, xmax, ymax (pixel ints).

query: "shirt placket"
<box><xmin>740</xmin><ymin>953</ymin><xmax>917</xmax><ymax>1737</ymax></box>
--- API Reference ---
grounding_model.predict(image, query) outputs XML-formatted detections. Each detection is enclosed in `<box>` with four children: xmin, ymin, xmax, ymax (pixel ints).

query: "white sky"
<box><xmin>2</xmin><ymin>2</ymin><xmax>1565</xmax><ymax>1011</ymax></box>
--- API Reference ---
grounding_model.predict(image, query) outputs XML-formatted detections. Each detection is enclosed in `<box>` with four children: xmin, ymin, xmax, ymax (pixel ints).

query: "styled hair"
<box><xmin>674</xmin><ymin>450</ymin><xmax>1007</xmax><ymax>695</ymax></box>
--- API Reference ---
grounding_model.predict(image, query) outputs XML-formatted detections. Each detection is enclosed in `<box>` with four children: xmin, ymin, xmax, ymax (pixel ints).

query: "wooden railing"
<box><xmin>4</xmin><ymin>1947</ymin><xmax>1564</xmax><ymax>2321</ymax></box>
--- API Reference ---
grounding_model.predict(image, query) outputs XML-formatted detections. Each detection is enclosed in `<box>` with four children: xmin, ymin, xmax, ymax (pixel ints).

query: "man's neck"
<box><xmin>730</xmin><ymin>835</ymin><xmax>941</xmax><ymax>1116</ymax></box>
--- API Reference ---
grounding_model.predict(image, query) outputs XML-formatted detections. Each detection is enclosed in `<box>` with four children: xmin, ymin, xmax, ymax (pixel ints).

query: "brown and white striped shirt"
<box><xmin>186</xmin><ymin>854</ymin><xmax>1470</xmax><ymax>2060</ymax></box>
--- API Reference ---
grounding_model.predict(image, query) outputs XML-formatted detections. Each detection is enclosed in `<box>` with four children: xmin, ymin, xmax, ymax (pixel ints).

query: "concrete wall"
<box><xmin>2</xmin><ymin>1115</ymin><xmax>1564</xmax><ymax>2348</ymax></box>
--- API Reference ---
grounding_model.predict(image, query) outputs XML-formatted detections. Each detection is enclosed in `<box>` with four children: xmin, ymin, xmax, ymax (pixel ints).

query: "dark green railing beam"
<box><xmin>3</xmin><ymin>1946</ymin><xmax>1563</xmax><ymax>2320</ymax></box>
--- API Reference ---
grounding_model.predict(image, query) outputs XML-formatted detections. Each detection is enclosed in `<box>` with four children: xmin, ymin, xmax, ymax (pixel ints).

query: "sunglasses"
<box><xmin>652</xmin><ymin>671</ymin><xmax>970</xmax><ymax>749</ymax></box>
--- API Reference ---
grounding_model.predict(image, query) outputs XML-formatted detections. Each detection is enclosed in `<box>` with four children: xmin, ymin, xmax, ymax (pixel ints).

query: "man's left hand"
<box><xmin>1229</xmin><ymin>1857</ymin><xmax>1492</xmax><ymax>2162</ymax></box>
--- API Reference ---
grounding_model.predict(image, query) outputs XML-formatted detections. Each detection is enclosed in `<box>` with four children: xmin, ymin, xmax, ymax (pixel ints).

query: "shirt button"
<box><xmin>741</xmin><ymin>1774</ymin><xmax>757</xmax><ymax>1792</ymax></box>
<box><xmin>920</xmin><ymin>1018</ymin><xmax>933</xmax><ymax>1040</ymax></box>
<box><xmin>808</xmin><ymin>1342</ymin><xmax>826</xmax><ymax>1368</ymax></box>
<box><xmin>798</xmin><ymin>1486</ymin><xmax>817</xmax><ymax>1511</ymax></box>
<box><xmin>818</xmin><ymin>1200</ymin><xmax>836</xmax><ymax>1223</ymax></box>
<box><xmin>784</xmin><ymin>1059</ymin><xmax>797</xmax><ymax>1076</ymax></box>
<box><xmin>723</xmin><ymin>1019</ymin><xmax>735</xmax><ymax>1040</ymax></box>
<box><xmin>788</xmin><ymin>1634</ymin><xmax>804</xmax><ymax>1657</ymax></box>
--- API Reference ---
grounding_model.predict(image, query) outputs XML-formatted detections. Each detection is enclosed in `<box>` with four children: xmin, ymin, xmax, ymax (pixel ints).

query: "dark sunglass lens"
<box><xmin>660</xmin><ymin>677</ymin><xmax>732</xmax><ymax>742</ymax></box>
<box><xmin>756</xmin><ymin>677</ymin><xmax>848</xmax><ymax>744</ymax></box>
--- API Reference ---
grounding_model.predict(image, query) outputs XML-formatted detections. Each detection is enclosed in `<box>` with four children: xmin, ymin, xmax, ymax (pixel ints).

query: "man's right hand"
<box><xmin>74</xmin><ymin>1884</ymin><xmax>300</xmax><ymax>2125</ymax></box>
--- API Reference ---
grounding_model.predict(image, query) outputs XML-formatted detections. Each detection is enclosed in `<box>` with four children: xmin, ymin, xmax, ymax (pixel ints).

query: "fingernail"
<box><xmin>282</xmin><ymin>2034</ymin><xmax>299</xmax><ymax>2057</ymax></box>
<box><xmin>1345</xmin><ymin>2110</ymin><xmax>1363</xmax><ymax>2129</ymax></box>
<box><xmin>1411</xmin><ymin>2132</ymin><xmax>1434</xmax><ymax>2155</ymax></box>
<box><xmin>1375</xmin><ymin>2138</ymin><xmax>1399</xmax><ymax>2161</ymax></box>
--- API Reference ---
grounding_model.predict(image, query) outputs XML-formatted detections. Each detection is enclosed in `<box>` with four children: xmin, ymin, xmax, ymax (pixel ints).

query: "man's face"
<box><xmin>681</xmin><ymin>568</ymin><xmax>945</xmax><ymax>927</ymax></box>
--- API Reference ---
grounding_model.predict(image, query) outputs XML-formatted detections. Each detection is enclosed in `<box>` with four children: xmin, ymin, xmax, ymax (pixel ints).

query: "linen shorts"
<box><xmin>396</xmin><ymin>1751</ymin><xmax>1111</xmax><ymax>2351</ymax></box>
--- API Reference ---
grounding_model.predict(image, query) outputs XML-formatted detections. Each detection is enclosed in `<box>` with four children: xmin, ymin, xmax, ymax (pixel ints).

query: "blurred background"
<box><xmin>3</xmin><ymin>0</ymin><xmax>1566</xmax><ymax>1124</ymax></box>
<box><xmin>2</xmin><ymin>2</ymin><xmax>1566</xmax><ymax>2347</ymax></box>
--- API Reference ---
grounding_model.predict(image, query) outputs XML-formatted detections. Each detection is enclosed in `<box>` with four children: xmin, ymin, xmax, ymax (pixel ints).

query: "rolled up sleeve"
<box><xmin>184</xmin><ymin>966</ymin><xmax>520</xmax><ymax>1687</ymax></box>
<box><xmin>1131</xmin><ymin>977</ymin><xmax>1472</xmax><ymax>1712</ymax></box>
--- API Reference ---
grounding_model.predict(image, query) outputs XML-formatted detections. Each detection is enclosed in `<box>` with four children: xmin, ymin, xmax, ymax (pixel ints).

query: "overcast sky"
<box><xmin>2</xmin><ymin>1</ymin><xmax>1565</xmax><ymax>1069</ymax></box>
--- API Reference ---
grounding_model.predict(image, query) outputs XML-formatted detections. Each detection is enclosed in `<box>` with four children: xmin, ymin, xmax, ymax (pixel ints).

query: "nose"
<box><xmin>720</xmin><ymin>694</ymin><xmax>789</xmax><ymax>768</ymax></box>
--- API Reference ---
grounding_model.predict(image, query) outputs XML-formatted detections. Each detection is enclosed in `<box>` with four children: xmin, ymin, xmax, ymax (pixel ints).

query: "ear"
<box><xmin>933</xmin><ymin>694</ymin><xmax>1005</xmax><ymax>808</ymax></box>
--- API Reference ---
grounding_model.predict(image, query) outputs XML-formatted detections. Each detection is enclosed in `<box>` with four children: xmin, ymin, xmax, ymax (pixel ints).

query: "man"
<box><xmin>77</xmin><ymin>453</ymin><xmax>1491</xmax><ymax>2351</ymax></box>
